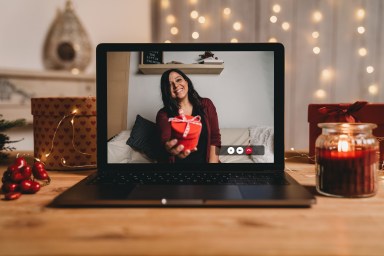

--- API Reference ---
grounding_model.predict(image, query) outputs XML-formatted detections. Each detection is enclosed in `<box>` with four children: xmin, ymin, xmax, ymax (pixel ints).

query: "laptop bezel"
<box><xmin>96</xmin><ymin>43</ymin><xmax>285</xmax><ymax>172</ymax></box>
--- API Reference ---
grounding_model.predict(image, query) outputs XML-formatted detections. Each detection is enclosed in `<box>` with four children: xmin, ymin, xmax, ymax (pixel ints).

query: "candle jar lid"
<box><xmin>315</xmin><ymin>122</ymin><xmax>379</xmax><ymax>198</ymax></box>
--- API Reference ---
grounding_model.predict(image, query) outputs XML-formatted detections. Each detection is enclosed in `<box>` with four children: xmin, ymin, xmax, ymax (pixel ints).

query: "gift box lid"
<box><xmin>308</xmin><ymin>103</ymin><xmax>384</xmax><ymax>124</ymax></box>
<box><xmin>31</xmin><ymin>97</ymin><xmax>96</xmax><ymax>117</ymax></box>
<box><xmin>170</xmin><ymin>115</ymin><xmax>202</xmax><ymax>138</ymax></box>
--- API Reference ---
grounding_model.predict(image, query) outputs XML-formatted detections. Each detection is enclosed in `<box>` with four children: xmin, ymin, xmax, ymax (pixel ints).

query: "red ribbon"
<box><xmin>318</xmin><ymin>101</ymin><xmax>368</xmax><ymax>123</ymax></box>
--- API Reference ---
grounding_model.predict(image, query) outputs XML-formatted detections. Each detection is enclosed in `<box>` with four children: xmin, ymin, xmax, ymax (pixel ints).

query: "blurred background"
<box><xmin>0</xmin><ymin>0</ymin><xmax>383</xmax><ymax>154</ymax></box>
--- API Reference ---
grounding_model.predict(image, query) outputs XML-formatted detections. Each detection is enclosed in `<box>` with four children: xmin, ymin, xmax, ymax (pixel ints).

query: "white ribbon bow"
<box><xmin>168</xmin><ymin>109</ymin><xmax>201</xmax><ymax>138</ymax></box>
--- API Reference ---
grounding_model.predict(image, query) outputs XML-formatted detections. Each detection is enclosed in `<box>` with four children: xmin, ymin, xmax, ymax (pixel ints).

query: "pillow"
<box><xmin>249</xmin><ymin>126</ymin><xmax>274</xmax><ymax>163</ymax></box>
<box><xmin>126</xmin><ymin>115</ymin><xmax>160</xmax><ymax>160</ymax></box>
<box><xmin>108</xmin><ymin>130</ymin><xmax>132</xmax><ymax>163</ymax></box>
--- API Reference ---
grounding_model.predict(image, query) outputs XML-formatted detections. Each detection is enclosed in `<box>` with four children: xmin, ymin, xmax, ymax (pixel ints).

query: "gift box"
<box><xmin>308</xmin><ymin>102</ymin><xmax>384</xmax><ymax>165</ymax></box>
<box><xmin>31</xmin><ymin>97</ymin><xmax>97</xmax><ymax>170</ymax></box>
<box><xmin>169</xmin><ymin>110</ymin><xmax>202</xmax><ymax>151</ymax></box>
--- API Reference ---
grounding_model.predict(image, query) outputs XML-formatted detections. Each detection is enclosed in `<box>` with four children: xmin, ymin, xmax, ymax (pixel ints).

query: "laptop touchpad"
<box><xmin>129</xmin><ymin>185</ymin><xmax>242</xmax><ymax>200</ymax></box>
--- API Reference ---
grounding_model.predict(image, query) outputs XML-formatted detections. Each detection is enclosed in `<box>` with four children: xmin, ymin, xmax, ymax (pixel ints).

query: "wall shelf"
<box><xmin>138</xmin><ymin>64</ymin><xmax>224</xmax><ymax>75</ymax></box>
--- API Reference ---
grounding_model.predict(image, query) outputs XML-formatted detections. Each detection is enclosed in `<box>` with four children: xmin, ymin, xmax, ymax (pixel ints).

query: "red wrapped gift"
<box><xmin>31</xmin><ymin>97</ymin><xmax>97</xmax><ymax>170</ymax></box>
<box><xmin>169</xmin><ymin>109</ymin><xmax>202</xmax><ymax>151</ymax></box>
<box><xmin>308</xmin><ymin>102</ymin><xmax>384</xmax><ymax>165</ymax></box>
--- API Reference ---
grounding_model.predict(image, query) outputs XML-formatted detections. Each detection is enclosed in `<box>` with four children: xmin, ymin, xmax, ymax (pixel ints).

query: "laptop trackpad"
<box><xmin>129</xmin><ymin>185</ymin><xmax>242</xmax><ymax>200</ymax></box>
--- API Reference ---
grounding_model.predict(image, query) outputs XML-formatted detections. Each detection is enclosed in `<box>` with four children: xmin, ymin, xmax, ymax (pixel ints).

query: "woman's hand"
<box><xmin>165</xmin><ymin>139</ymin><xmax>197</xmax><ymax>159</ymax></box>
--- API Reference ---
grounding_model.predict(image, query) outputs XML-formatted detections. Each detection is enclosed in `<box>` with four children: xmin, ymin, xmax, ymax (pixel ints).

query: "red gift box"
<box><xmin>308</xmin><ymin>102</ymin><xmax>384</xmax><ymax>165</ymax></box>
<box><xmin>31</xmin><ymin>97</ymin><xmax>97</xmax><ymax>170</ymax></box>
<box><xmin>169</xmin><ymin>110</ymin><xmax>202</xmax><ymax>151</ymax></box>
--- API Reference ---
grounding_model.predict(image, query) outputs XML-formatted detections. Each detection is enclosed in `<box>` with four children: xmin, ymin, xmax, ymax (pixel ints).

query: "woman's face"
<box><xmin>169</xmin><ymin>71</ymin><xmax>189</xmax><ymax>101</ymax></box>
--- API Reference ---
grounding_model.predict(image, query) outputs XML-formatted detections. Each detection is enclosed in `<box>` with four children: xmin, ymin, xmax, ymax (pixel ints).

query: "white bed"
<box><xmin>108</xmin><ymin>127</ymin><xmax>274</xmax><ymax>164</ymax></box>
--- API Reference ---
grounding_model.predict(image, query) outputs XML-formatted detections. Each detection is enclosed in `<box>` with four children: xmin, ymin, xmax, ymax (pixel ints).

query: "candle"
<box><xmin>315</xmin><ymin>123</ymin><xmax>379</xmax><ymax>198</ymax></box>
<box><xmin>316</xmin><ymin>148</ymin><xmax>377</xmax><ymax>197</ymax></box>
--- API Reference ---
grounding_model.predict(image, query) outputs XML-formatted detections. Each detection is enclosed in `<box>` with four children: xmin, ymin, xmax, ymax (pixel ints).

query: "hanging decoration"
<box><xmin>42</xmin><ymin>0</ymin><xmax>92</xmax><ymax>74</ymax></box>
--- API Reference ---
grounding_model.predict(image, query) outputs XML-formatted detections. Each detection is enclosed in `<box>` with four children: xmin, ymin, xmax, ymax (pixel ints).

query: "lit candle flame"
<box><xmin>338</xmin><ymin>140</ymin><xmax>349</xmax><ymax>152</ymax></box>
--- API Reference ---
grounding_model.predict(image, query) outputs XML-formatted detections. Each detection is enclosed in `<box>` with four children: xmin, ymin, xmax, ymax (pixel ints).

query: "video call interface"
<box><xmin>107</xmin><ymin>50</ymin><xmax>275</xmax><ymax>164</ymax></box>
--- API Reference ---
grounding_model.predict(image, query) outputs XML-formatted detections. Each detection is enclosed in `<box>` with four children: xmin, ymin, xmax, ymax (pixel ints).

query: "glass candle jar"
<box><xmin>315</xmin><ymin>123</ymin><xmax>379</xmax><ymax>198</ymax></box>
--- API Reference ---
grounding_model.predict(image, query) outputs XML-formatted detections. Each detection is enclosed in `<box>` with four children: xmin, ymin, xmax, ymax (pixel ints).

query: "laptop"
<box><xmin>50</xmin><ymin>43</ymin><xmax>316</xmax><ymax>207</ymax></box>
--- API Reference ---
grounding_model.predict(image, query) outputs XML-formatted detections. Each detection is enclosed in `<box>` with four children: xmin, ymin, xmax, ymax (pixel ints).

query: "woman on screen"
<box><xmin>156</xmin><ymin>69</ymin><xmax>221</xmax><ymax>163</ymax></box>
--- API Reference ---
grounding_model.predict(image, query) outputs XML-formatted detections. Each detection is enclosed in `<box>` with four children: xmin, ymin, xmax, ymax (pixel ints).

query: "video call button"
<box><xmin>236</xmin><ymin>147</ymin><xmax>244</xmax><ymax>154</ymax></box>
<box><xmin>227</xmin><ymin>147</ymin><xmax>235</xmax><ymax>154</ymax></box>
<box><xmin>219</xmin><ymin>145</ymin><xmax>265</xmax><ymax>156</ymax></box>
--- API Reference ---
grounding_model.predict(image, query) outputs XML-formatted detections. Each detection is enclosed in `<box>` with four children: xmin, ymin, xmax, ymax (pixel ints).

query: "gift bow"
<box><xmin>168</xmin><ymin>109</ymin><xmax>202</xmax><ymax>138</ymax></box>
<box><xmin>318</xmin><ymin>101</ymin><xmax>368</xmax><ymax>123</ymax></box>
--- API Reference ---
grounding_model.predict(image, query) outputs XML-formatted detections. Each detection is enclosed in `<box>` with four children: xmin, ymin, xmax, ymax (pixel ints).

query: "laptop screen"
<box><xmin>97</xmin><ymin>43</ymin><xmax>284</xmax><ymax>172</ymax></box>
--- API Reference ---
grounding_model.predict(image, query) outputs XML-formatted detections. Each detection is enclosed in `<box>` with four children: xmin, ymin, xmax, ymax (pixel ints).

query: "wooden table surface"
<box><xmin>0</xmin><ymin>157</ymin><xmax>384</xmax><ymax>256</ymax></box>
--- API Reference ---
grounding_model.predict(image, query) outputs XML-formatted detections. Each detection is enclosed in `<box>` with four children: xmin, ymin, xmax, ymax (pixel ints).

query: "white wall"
<box><xmin>127</xmin><ymin>51</ymin><xmax>274</xmax><ymax>129</ymax></box>
<box><xmin>1</xmin><ymin>0</ymin><xmax>151</xmax><ymax>151</ymax></box>
<box><xmin>0</xmin><ymin>0</ymin><xmax>151</xmax><ymax>73</ymax></box>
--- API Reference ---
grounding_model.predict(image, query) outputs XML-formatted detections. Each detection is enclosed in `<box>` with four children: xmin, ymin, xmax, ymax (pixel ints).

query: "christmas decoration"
<box><xmin>0</xmin><ymin>115</ymin><xmax>26</xmax><ymax>162</ymax></box>
<box><xmin>42</xmin><ymin>0</ymin><xmax>92</xmax><ymax>73</ymax></box>
<box><xmin>1</xmin><ymin>155</ymin><xmax>50</xmax><ymax>200</ymax></box>
<box><xmin>31</xmin><ymin>97</ymin><xmax>97</xmax><ymax>170</ymax></box>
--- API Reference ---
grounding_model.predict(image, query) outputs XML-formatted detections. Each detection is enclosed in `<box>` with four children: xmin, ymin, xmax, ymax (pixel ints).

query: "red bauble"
<box><xmin>20</xmin><ymin>166</ymin><xmax>32</xmax><ymax>180</ymax></box>
<box><xmin>20</xmin><ymin>180</ymin><xmax>33</xmax><ymax>193</ymax></box>
<box><xmin>2</xmin><ymin>156</ymin><xmax>50</xmax><ymax>200</ymax></box>
<box><xmin>14</xmin><ymin>157</ymin><xmax>27</xmax><ymax>169</ymax></box>
<box><xmin>4</xmin><ymin>192</ymin><xmax>22</xmax><ymax>200</ymax></box>
<box><xmin>1</xmin><ymin>182</ymin><xmax>19</xmax><ymax>193</ymax></box>
<box><xmin>10</xmin><ymin>171</ymin><xmax>24</xmax><ymax>183</ymax></box>
<box><xmin>32</xmin><ymin>161</ymin><xmax>49</xmax><ymax>180</ymax></box>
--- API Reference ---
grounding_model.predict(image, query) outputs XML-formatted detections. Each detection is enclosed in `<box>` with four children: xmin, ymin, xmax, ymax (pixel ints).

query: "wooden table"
<box><xmin>0</xmin><ymin>157</ymin><xmax>384</xmax><ymax>256</ymax></box>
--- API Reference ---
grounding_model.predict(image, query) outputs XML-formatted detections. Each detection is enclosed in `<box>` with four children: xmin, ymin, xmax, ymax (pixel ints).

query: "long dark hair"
<box><xmin>160</xmin><ymin>69</ymin><xmax>203</xmax><ymax>116</ymax></box>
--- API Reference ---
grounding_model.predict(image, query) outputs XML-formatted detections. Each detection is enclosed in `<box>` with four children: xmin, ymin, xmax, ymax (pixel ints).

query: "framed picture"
<box><xmin>141</xmin><ymin>51</ymin><xmax>163</xmax><ymax>64</ymax></box>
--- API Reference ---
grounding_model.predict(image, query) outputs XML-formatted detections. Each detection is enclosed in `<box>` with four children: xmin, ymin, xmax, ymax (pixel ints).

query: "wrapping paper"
<box><xmin>31</xmin><ymin>97</ymin><xmax>96</xmax><ymax>170</ymax></box>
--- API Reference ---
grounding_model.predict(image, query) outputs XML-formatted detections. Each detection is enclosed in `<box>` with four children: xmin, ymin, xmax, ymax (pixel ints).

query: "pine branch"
<box><xmin>0</xmin><ymin>114</ymin><xmax>26</xmax><ymax>132</ymax></box>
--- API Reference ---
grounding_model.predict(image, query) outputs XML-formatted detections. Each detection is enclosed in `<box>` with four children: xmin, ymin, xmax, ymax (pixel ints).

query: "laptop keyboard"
<box><xmin>87</xmin><ymin>172</ymin><xmax>289</xmax><ymax>185</ymax></box>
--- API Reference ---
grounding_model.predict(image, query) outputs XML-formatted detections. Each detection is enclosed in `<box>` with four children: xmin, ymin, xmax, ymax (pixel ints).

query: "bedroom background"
<box><xmin>0</xmin><ymin>0</ymin><xmax>383</xmax><ymax>155</ymax></box>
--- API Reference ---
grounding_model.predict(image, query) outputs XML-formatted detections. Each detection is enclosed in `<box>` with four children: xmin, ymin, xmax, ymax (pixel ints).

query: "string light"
<box><xmin>223</xmin><ymin>7</ymin><xmax>231</xmax><ymax>16</ymax></box>
<box><xmin>190</xmin><ymin>10</ymin><xmax>199</xmax><ymax>19</ymax></box>
<box><xmin>170</xmin><ymin>26</ymin><xmax>179</xmax><ymax>35</ymax></box>
<box><xmin>166</xmin><ymin>14</ymin><xmax>176</xmax><ymax>24</ymax></box>
<box><xmin>192</xmin><ymin>31</ymin><xmax>199</xmax><ymax>39</ymax></box>
<box><xmin>71</xmin><ymin>68</ymin><xmax>80</xmax><ymax>75</ymax></box>
<box><xmin>164</xmin><ymin>40</ymin><xmax>171</xmax><ymax>43</ymax></box>
<box><xmin>268</xmin><ymin>37</ymin><xmax>277</xmax><ymax>42</ymax></box>
<box><xmin>357</xmin><ymin>26</ymin><xmax>365</xmax><ymax>34</ymax></box>
<box><xmin>272</xmin><ymin>4</ymin><xmax>281</xmax><ymax>13</ymax></box>
<box><xmin>189</xmin><ymin>0</ymin><xmax>198</xmax><ymax>4</ymax></box>
<box><xmin>313</xmin><ymin>46</ymin><xmax>321</xmax><ymax>54</ymax></box>
<box><xmin>366</xmin><ymin>66</ymin><xmax>374</xmax><ymax>73</ymax></box>
<box><xmin>356</xmin><ymin>8</ymin><xmax>365</xmax><ymax>19</ymax></box>
<box><xmin>198</xmin><ymin>16</ymin><xmax>206</xmax><ymax>24</ymax></box>
<box><xmin>368</xmin><ymin>84</ymin><xmax>379</xmax><ymax>95</ymax></box>
<box><xmin>42</xmin><ymin>108</ymin><xmax>95</xmax><ymax>169</ymax></box>
<box><xmin>313</xmin><ymin>11</ymin><xmax>323</xmax><ymax>22</ymax></box>
<box><xmin>270</xmin><ymin>16</ymin><xmax>278</xmax><ymax>23</ymax></box>
<box><xmin>161</xmin><ymin>0</ymin><xmax>169</xmax><ymax>9</ymax></box>
<box><xmin>358</xmin><ymin>47</ymin><xmax>367</xmax><ymax>56</ymax></box>
<box><xmin>284</xmin><ymin>147</ymin><xmax>316</xmax><ymax>162</ymax></box>
<box><xmin>312</xmin><ymin>31</ymin><xmax>319</xmax><ymax>38</ymax></box>
<box><xmin>321</xmin><ymin>68</ymin><xmax>333</xmax><ymax>81</ymax></box>
<box><xmin>281</xmin><ymin>22</ymin><xmax>290</xmax><ymax>31</ymax></box>
<box><xmin>314</xmin><ymin>89</ymin><xmax>327</xmax><ymax>99</ymax></box>
<box><xmin>233</xmin><ymin>22</ymin><xmax>242</xmax><ymax>31</ymax></box>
